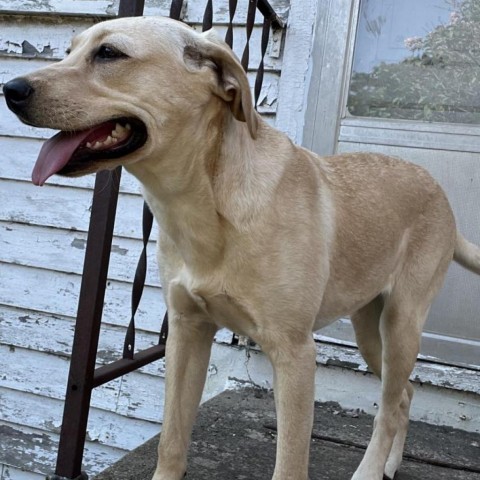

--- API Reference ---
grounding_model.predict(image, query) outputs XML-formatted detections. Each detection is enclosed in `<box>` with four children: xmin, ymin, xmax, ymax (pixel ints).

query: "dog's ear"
<box><xmin>184</xmin><ymin>30</ymin><xmax>258</xmax><ymax>139</ymax></box>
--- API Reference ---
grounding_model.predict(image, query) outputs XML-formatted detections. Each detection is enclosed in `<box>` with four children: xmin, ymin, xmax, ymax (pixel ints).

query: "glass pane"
<box><xmin>347</xmin><ymin>0</ymin><xmax>480</xmax><ymax>124</ymax></box>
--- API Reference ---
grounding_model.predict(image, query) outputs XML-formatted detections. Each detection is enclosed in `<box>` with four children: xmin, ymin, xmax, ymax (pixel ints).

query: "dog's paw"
<box><xmin>151</xmin><ymin>472</ymin><xmax>186</xmax><ymax>480</ymax></box>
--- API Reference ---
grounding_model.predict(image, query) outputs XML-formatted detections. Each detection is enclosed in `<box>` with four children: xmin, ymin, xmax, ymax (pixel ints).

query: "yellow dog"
<box><xmin>4</xmin><ymin>16</ymin><xmax>479</xmax><ymax>480</ymax></box>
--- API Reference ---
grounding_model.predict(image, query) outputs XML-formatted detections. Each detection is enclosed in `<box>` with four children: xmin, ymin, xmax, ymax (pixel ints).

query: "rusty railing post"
<box><xmin>48</xmin><ymin>2</ymin><xmax>146</xmax><ymax>478</ymax></box>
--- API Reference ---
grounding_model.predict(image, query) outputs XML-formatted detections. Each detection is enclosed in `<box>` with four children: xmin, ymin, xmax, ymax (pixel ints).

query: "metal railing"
<box><xmin>48</xmin><ymin>0</ymin><xmax>283</xmax><ymax>478</ymax></box>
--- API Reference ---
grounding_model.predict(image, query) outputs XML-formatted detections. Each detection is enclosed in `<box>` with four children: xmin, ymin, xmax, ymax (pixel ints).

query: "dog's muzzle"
<box><xmin>3</xmin><ymin>78</ymin><xmax>35</xmax><ymax>115</ymax></box>
<box><xmin>3</xmin><ymin>76</ymin><xmax>149</xmax><ymax>185</ymax></box>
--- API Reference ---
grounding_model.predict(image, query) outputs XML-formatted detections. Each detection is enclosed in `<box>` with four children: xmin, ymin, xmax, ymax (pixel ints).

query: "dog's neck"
<box><xmin>126</xmin><ymin>112</ymin><xmax>282</xmax><ymax>274</ymax></box>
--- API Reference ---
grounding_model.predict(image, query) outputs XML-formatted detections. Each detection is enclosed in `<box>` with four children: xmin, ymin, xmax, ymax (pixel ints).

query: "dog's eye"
<box><xmin>95</xmin><ymin>45</ymin><xmax>128</xmax><ymax>61</ymax></box>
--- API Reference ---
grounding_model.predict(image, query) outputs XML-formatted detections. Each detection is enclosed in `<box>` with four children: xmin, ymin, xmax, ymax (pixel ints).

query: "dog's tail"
<box><xmin>454</xmin><ymin>232</ymin><xmax>480</xmax><ymax>275</ymax></box>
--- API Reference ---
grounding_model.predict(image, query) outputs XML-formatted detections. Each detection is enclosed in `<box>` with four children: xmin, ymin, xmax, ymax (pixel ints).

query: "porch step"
<box><xmin>94</xmin><ymin>388</ymin><xmax>480</xmax><ymax>480</ymax></box>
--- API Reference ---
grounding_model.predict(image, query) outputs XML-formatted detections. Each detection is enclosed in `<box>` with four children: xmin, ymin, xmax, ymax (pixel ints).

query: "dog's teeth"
<box><xmin>126</xmin><ymin>123</ymin><xmax>132</xmax><ymax>131</ymax></box>
<box><xmin>85</xmin><ymin>124</ymin><xmax>128</xmax><ymax>151</ymax></box>
<box><xmin>112</xmin><ymin>123</ymin><xmax>128</xmax><ymax>139</ymax></box>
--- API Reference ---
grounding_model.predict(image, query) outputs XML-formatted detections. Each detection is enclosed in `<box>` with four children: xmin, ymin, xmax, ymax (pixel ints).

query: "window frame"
<box><xmin>304</xmin><ymin>0</ymin><xmax>480</xmax><ymax>156</ymax></box>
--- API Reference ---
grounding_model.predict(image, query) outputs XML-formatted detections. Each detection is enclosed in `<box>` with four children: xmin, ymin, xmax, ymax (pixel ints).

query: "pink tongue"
<box><xmin>32</xmin><ymin>129</ymin><xmax>94</xmax><ymax>186</ymax></box>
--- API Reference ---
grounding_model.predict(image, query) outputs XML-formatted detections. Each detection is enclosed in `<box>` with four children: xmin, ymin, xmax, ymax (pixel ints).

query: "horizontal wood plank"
<box><xmin>0</xmin><ymin>305</ymin><xmax>166</xmax><ymax>377</ymax></box>
<box><xmin>0</xmin><ymin>103</ymin><xmax>52</xmax><ymax>139</ymax></box>
<box><xmin>0</xmin><ymin>420</ymin><xmax>125</xmax><ymax>477</ymax></box>
<box><xmin>0</xmin><ymin>15</ymin><xmax>282</xmax><ymax>69</ymax></box>
<box><xmin>0</xmin><ymin>344</ymin><xmax>166</xmax><ymax>422</ymax></box>
<box><xmin>0</xmin><ymin>0</ymin><xmax>289</xmax><ymax>24</ymax></box>
<box><xmin>0</xmin><ymin>303</ymin><xmax>232</xmax><ymax>373</ymax></box>
<box><xmin>0</xmin><ymin>262</ymin><xmax>166</xmax><ymax>332</ymax></box>
<box><xmin>0</xmin><ymin>463</ymin><xmax>45</xmax><ymax>480</ymax></box>
<box><xmin>0</xmin><ymin>56</ymin><xmax>52</xmax><ymax>85</ymax></box>
<box><xmin>0</xmin><ymin>178</ymin><xmax>156</xmax><ymax>239</ymax></box>
<box><xmin>0</xmin><ymin>387</ymin><xmax>160</xmax><ymax>451</ymax></box>
<box><xmin>0</xmin><ymin>343</ymin><xmax>120</xmax><ymax>410</ymax></box>
<box><xmin>0</xmin><ymin>14</ymin><xmax>96</xmax><ymax>59</ymax></box>
<box><xmin>0</xmin><ymin>0</ymin><xmax>122</xmax><ymax>17</ymax></box>
<box><xmin>0</xmin><ymin>222</ymin><xmax>161</xmax><ymax>287</ymax></box>
<box><xmin>0</xmin><ymin>136</ymin><xmax>142</xmax><ymax>193</ymax></box>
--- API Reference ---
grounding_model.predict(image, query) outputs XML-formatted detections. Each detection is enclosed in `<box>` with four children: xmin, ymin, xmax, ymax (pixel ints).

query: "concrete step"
<box><xmin>95</xmin><ymin>388</ymin><xmax>480</xmax><ymax>480</ymax></box>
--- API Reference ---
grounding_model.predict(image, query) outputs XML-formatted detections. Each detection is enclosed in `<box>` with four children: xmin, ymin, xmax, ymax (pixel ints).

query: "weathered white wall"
<box><xmin>0</xmin><ymin>0</ymin><xmax>288</xmax><ymax>478</ymax></box>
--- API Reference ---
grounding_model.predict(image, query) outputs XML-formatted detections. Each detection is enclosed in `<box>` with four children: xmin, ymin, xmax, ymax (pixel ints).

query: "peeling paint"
<box><xmin>7</xmin><ymin>41</ymin><xmax>22</xmax><ymax>50</ymax></box>
<box><xmin>105</xmin><ymin>1</ymin><xmax>118</xmax><ymax>16</ymax></box>
<box><xmin>43</xmin><ymin>420</ymin><xmax>61</xmax><ymax>434</ymax></box>
<box><xmin>208</xmin><ymin>364</ymin><xmax>218</xmax><ymax>377</ymax></box>
<box><xmin>70</xmin><ymin>237</ymin><xmax>86</xmax><ymax>249</ymax></box>
<box><xmin>111</xmin><ymin>244</ymin><xmax>128</xmax><ymax>255</ymax></box>
<box><xmin>0</xmin><ymin>424</ymin><xmax>55</xmax><ymax>467</ymax></box>
<box><xmin>97</xmin><ymin>348</ymin><xmax>120</xmax><ymax>364</ymax></box>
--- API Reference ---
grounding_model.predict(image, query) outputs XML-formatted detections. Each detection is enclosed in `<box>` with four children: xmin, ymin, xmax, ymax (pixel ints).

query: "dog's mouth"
<box><xmin>32</xmin><ymin>117</ymin><xmax>148</xmax><ymax>186</ymax></box>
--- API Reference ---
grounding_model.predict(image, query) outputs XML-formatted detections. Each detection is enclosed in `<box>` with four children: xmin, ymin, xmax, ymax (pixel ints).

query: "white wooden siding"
<box><xmin>0</xmin><ymin>0</ymin><xmax>289</xmax><ymax>24</ymax></box>
<box><xmin>0</xmin><ymin>0</ymin><xmax>287</xmax><ymax>478</ymax></box>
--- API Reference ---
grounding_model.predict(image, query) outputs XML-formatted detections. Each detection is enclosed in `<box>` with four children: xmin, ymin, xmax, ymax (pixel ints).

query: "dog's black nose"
<box><xmin>3</xmin><ymin>78</ymin><xmax>35</xmax><ymax>110</ymax></box>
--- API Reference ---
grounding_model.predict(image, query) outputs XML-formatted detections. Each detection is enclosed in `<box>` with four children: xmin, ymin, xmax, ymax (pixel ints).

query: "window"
<box><xmin>347</xmin><ymin>0</ymin><xmax>480</xmax><ymax>124</ymax></box>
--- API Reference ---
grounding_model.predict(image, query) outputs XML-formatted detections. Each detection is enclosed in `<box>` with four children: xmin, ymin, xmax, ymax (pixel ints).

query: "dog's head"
<box><xmin>3</xmin><ymin>16</ymin><xmax>258</xmax><ymax>185</ymax></box>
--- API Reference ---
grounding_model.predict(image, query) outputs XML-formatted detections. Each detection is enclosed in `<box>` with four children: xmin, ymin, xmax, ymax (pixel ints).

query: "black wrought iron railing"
<box><xmin>48</xmin><ymin>1</ymin><xmax>283</xmax><ymax>479</ymax></box>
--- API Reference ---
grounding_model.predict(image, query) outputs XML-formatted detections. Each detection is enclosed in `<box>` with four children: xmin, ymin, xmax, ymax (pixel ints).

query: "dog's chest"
<box><xmin>169</xmin><ymin>280</ymin><xmax>256</xmax><ymax>337</ymax></box>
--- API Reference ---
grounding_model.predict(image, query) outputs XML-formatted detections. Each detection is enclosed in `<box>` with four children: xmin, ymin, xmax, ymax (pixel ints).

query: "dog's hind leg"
<box><xmin>351</xmin><ymin>296</ymin><xmax>414</xmax><ymax>480</ymax></box>
<box><xmin>383</xmin><ymin>384</ymin><xmax>414</xmax><ymax>479</ymax></box>
<box><xmin>351</xmin><ymin>295</ymin><xmax>425</xmax><ymax>480</ymax></box>
<box><xmin>351</xmin><ymin>241</ymin><xmax>452</xmax><ymax>480</ymax></box>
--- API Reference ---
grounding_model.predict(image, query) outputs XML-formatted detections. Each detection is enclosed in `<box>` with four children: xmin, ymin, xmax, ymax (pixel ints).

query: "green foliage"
<box><xmin>348</xmin><ymin>1</ymin><xmax>480</xmax><ymax>123</ymax></box>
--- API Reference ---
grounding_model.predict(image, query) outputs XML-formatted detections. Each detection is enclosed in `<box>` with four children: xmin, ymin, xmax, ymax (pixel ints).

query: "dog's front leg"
<box><xmin>265</xmin><ymin>335</ymin><xmax>317</xmax><ymax>480</ymax></box>
<box><xmin>152</xmin><ymin>309</ymin><xmax>217</xmax><ymax>480</ymax></box>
